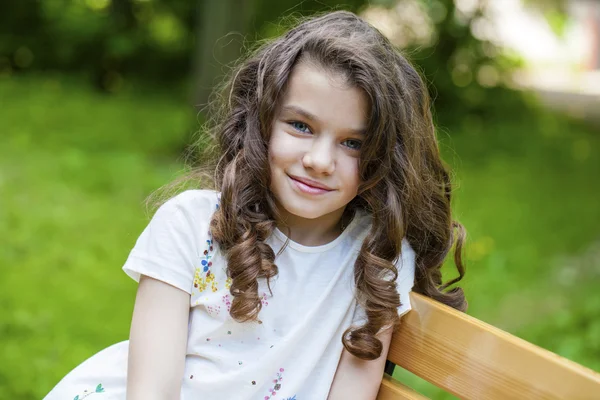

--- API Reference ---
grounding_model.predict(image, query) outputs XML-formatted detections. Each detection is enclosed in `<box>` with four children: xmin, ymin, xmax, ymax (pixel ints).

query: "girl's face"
<box><xmin>268</xmin><ymin>61</ymin><xmax>368</xmax><ymax>226</ymax></box>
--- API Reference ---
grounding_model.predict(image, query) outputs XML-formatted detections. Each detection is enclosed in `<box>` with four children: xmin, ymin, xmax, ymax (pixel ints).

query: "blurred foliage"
<box><xmin>0</xmin><ymin>0</ymin><xmax>196</xmax><ymax>90</ymax></box>
<box><xmin>523</xmin><ymin>0</ymin><xmax>569</xmax><ymax>36</ymax></box>
<box><xmin>0</xmin><ymin>0</ymin><xmax>559</xmax><ymax>122</ymax></box>
<box><xmin>402</xmin><ymin>0</ymin><xmax>524</xmax><ymax>123</ymax></box>
<box><xmin>0</xmin><ymin>0</ymin><xmax>364</xmax><ymax>92</ymax></box>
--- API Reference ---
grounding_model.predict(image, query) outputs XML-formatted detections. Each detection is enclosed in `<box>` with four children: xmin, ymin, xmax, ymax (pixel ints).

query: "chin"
<box><xmin>282</xmin><ymin>202</ymin><xmax>329</xmax><ymax>220</ymax></box>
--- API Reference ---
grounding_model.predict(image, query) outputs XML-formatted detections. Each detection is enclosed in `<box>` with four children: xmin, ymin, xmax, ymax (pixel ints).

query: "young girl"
<box><xmin>45</xmin><ymin>10</ymin><xmax>466</xmax><ymax>400</ymax></box>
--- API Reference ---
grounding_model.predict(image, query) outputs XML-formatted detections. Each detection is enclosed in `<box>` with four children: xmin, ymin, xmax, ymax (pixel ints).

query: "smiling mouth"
<box><xmin>288</xmin><ymin>175</ymin><xmax>333</xmax><ymax>190</ymax></box>
<box><xmin>288</xmin><ymin>176</ymin><xmax>333</xmax><ymax>194</ymax></box>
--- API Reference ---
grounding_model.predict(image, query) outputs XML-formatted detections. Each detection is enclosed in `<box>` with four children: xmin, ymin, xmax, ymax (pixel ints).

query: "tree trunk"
<box><xmin>192</xmin><ymin>0</ymin><xmax>255</xmax><ymax>110</ymax></box>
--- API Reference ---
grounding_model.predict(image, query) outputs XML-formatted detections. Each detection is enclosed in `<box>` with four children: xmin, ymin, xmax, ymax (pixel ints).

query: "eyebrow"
<box><xmin>281</xmin><ymin>105</ymin><xmax>366</xmax><ymax>136</ymax></box>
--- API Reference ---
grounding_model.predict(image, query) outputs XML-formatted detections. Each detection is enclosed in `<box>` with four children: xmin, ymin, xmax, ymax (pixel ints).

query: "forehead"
<box><xmin>279</xmin><ymin>62</ymin><xmax>369</xmax><ymax>131</ymax></box>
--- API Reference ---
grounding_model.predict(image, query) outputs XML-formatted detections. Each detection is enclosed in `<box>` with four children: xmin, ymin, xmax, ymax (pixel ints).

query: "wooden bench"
<box><xmin>377</xmin><ymin>292</ymin><xmax>600</xmax><ymax>399</ymax></box>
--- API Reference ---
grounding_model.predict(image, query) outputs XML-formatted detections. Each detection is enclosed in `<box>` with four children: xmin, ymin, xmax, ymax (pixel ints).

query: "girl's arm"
<box><xmin>327</xmin><ymin>327</ymin><xmax>393</xmax><ymax>400</ymax></box>
<box><xmin>127</xmin><ymin>275</ymin><xmax>190</xmax><ymax>400</ymax></box>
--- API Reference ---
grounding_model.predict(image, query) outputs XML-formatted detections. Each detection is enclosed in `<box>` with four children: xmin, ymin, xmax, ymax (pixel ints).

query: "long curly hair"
<box><xmin>188</xmin><ymin>10</ymin><xmax>466</xmax><ymax>360</ymax></box>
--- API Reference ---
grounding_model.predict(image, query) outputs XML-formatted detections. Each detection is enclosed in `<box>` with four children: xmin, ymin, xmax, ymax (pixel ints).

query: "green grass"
<box><xmin>0</xmin><ymin>75</ymin><xmax>194</xmax><ymax>399</ymax></box>
<box><xmin>1</xmin><ymin>75</ymin><xmax>598</xmax><ymax>399</ymax></box>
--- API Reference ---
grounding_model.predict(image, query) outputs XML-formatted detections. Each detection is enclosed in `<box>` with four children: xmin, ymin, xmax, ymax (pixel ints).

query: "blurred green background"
<box><xmin>1</xmin><ymin>0</ymin><xmax>599</xmax><ymax>399</ymax></box>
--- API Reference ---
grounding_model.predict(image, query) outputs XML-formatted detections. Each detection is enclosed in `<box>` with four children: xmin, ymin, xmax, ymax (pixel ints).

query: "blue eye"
<box><xmin>289</xmin><ymin>121</ymin><xmax>311</xmax><ymax>133</ymax></box>
<box><xmin>344</xmin><ymin>139</ymin><xmax>362</xmax><ymax>151</ymax></box>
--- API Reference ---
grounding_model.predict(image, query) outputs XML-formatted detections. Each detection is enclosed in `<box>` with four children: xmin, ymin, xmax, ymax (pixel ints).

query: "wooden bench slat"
<box><xmin>386</xmin><ymin>292</ymin><xmax>600</xmax><ymax>399</ymax></box>
<box><xmin>376</xmin><ymin>374</ymin><xmax>429</xmax><ymax>400</ymax></box>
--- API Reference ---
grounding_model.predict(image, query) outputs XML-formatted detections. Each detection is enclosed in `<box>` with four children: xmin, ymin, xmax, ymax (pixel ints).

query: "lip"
<box><xmin>288</xmin><ymin>175</ymin><xmax>333</xmax><ymax>191</ymax></box>
<box><xmin>288</xmin><ymin>175</ymin><xmax>334</xmax><ymax>195</ymax></box>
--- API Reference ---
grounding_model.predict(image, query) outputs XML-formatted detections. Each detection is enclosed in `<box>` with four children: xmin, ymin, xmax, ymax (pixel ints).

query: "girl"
<box><xmin>45</xmin><ymin>10</ymin><xmax>466</xmax><ymax>400</ymax></box>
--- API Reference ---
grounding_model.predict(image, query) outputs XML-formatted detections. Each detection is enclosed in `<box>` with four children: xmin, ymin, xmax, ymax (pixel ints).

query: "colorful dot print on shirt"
<box><xmin>263</xmin><ymin>368</ymin><xmax>292</xmax><ymax>399</ymax></box>
<box><xmin>261</xmin><ymin>292</ymin><xmax>269</xmax><ymax>307</ymax></box>
<box><xmin>206</xmin><ymin>304</ymin><xmax>221</xmax><ymax>317</ymax></box>
<box><xmin>193</xmin><ymin>236</ymin><xmax>216</xmax><ymax>293</ymax></box>
<box><xmin>193</xmin><ymin>264</ymin><xmax>207</xmax><ymax>293</ymax></box>
<box><xmin>206</xmin><ymin>238</ymin><xmax>218</xmax><ymax>291</ymax></box>
<box><xmin>222</xmin><ymin>294</ymin><xmax>231</xmax><ymax>311</ymax></box>
<box><xmin>194</xmin><ymin>199</ymin><xmax>232</xmax><ymax>296</ymax></box>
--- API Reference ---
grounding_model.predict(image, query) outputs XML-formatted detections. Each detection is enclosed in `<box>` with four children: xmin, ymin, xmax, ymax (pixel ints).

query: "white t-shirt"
<box><xmin>44</xmin><ymin>189</ymin><xmax>415</xmax><ymax>400</ymax></box>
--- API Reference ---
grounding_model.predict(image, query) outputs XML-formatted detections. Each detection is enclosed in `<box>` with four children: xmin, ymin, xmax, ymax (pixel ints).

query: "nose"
<box><xmin>302</xmin><ymin>136</ymin><xmax>335</xmax><ymax>175</ymax></box>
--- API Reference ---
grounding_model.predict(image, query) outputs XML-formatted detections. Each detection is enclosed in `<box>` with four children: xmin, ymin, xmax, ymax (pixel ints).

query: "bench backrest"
<box><xmin>377</xmin><ymin>292</ymin><xmax>600</xmax><ymax>400</ymax></box>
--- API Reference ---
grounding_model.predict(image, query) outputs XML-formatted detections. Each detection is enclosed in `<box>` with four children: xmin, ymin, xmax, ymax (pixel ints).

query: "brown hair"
<box><xmin>187</xmin><ymin>10</ymin><xmax>466</xmax><ymax>360</ymax></box>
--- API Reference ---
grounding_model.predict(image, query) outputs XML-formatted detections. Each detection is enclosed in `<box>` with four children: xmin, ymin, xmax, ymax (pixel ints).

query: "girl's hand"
<box><xmin>126</xmin><ymin>275</ymin><xmax>191</xmax><ymax>400</ymax></box>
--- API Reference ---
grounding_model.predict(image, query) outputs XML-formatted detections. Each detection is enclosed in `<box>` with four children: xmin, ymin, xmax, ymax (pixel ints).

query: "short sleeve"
<box><xmin>351</xmin><ymin>238</ymin><xmax>416</xmax><ymax>325</ymax></box>
<box><xmin>122</xmin><ymin>190</ymin><xmax>216</xmax><ymax>294</ymax></box>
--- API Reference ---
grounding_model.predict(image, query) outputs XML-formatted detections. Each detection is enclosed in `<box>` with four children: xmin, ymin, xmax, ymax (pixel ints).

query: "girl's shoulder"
<box><xmin>160</xmin><ymin>189</ymin><xmax>221</xmax><ymax>220</ymax></box>
<box><xmin>166</xmin><ymin>188</ymin><xmax>220</xmax><ymax>207</ymax></box>
<box><xmin>121</xmin><ymin>189</ymin><xmax>221</xmax><ymax>295</ymax></box>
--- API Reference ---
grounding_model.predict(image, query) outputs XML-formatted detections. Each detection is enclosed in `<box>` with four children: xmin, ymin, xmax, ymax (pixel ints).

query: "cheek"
<box><xmin>269</xmin><ymin>129</ymin><xmax>298</xmax><ymax>166</ymax></box>
<box><xmin>341</xmin><ymin>157</ymin><xmax>359</xmax><ymax>175</ymax></box>
<box><xmin>267</xmin><ymin>132</ymin><xmax>281</xmax><ymax>165</ymax></box>
<box><xmin>342</xmin><ymin>158</ymin><xmax>361</xmax><ymax>190</ymax></box>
